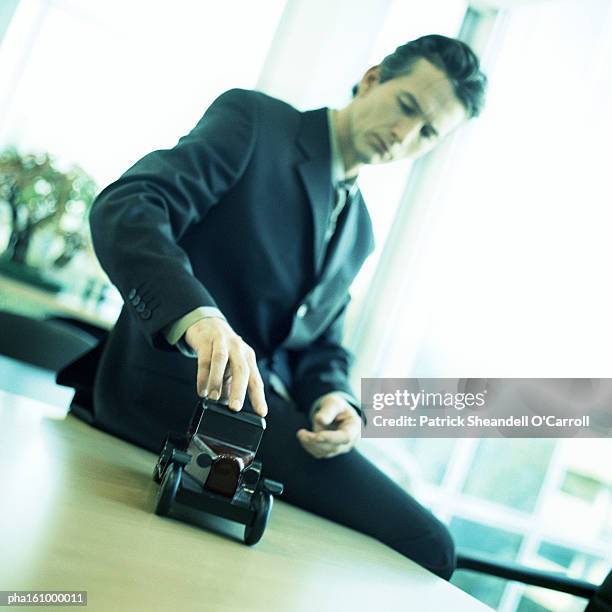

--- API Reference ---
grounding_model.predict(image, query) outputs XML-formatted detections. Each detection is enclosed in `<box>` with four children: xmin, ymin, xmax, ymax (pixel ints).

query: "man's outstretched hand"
<box><xmin>184</xmin><ymin>317</ymin><xmax>268</xmax><ymax>417</ymax></box>
<box><xmin>297</xmin><ymin>393</ymin><xmax>361</xmax><ymax>459</ymax></box>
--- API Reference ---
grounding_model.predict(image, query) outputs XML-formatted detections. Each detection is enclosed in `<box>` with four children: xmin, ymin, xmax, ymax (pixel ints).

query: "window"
<box><xmin>344</xmin><ymin>0</ymin><xmax>468</xmax><ymax>341</ymax></box>
<box><xmin>355</xmin><ymin>2</ymin><xmax>612</xmax><ymax>609</ymax></box>
<box><xmin>462</xmin><ymin>439</ymin><xmax>555</xmax><ymax>513</ymax></box>
<box><xmin>0</xmin><ymin>0</ymin><xmax>287</xmax><ymax>187</ymax></box>
<box><xmin>0</xmin><ymin>0</ymin><xmax>286</xmax><ymax>307</ymax></box>
<box><xmin>450</xmin><ymin>517</ymin><xmax>524</xmax><ymax>609</ymax></box>
<box><xmin>560</xmin><ymin>471</ymin><xmax>603</xmax><ymax>504</ymax></box>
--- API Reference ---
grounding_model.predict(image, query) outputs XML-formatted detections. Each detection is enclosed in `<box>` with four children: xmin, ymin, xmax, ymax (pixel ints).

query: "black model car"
<box><xmin>152</xmin><ymin>399</ymin><xmax>283</xmax><ymax>545</ymax></box>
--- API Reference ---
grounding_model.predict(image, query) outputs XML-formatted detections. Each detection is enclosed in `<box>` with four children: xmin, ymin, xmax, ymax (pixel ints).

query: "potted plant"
<box><xmin>0</xmin><ymin>147</ymin><xmax>97</xmax><ymax>291</ymax></box>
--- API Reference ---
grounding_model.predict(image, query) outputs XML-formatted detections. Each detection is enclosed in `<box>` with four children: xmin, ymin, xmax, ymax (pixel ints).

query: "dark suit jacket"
<box><xmin>60</xmin><ymin>89</ymin><xmax>374</xmax><ymax>453</ymax></box>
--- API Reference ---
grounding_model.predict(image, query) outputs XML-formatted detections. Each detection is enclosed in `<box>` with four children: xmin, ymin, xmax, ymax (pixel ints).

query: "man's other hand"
<box><xmin>184</xmin><ymin>318</ymin><xmax>267</xmax><ymax>417</ymax></box>
<box><xmin>296</xmin><ymin>394</ymin><xmax>361</xmax><ymax>459</ymax></box>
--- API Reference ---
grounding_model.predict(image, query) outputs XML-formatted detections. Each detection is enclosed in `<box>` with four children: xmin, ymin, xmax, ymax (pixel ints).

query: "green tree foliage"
<box><xmin>0</xmin><ymin>147</ymin><xmax>97</xmax><ymax>267</ymax></box>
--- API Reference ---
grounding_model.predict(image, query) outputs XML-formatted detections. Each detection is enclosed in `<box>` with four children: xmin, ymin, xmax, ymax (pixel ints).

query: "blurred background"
<box><xmin>0</xmin><ymin>0</ymin><xmax>610</xmax><ymax>609</ymax></box>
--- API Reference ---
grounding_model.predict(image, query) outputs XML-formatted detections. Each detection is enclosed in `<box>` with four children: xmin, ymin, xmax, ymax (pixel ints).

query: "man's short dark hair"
<box><xmin>353</xmin><ymin>34</ymin><xmax>487</xmax><ymax>118</ymax></box>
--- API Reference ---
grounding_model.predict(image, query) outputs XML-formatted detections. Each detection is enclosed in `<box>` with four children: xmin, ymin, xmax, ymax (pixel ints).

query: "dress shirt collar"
<box><xmin>327</xmin><ymin>108</ymin><xmax>358</xmax><ymax>196</ymax></box>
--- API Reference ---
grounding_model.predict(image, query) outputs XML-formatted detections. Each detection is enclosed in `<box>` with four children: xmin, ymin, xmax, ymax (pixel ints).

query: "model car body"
<box><xmin>153</xmin><ymin>399</ymin><xmax>283</xmax><ymax>545</ymax></box>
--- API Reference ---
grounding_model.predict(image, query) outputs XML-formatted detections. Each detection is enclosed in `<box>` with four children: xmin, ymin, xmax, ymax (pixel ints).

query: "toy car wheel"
<box><xmin>244</xmin><ymin>491</ymin><xmax>273</xmax><ymax>546</ymax></box>
<box><xmin>155</xmin><ymin>463</ymin><xmax>182</xmax><ymax>516</ymax></box>
<box><xmin>152</xmin><ymin>454</ymin><xmax>167</xmax><ymax>483</ymax></box>
<box><xmin>153</xmin><ymin>435</ymin><xmax>186</xmax><ymax>482</ymax></box>
<box><xmin>153</xmin><ymin>440</ymin><xmax>172</xmax><ymax>482</ymax></box>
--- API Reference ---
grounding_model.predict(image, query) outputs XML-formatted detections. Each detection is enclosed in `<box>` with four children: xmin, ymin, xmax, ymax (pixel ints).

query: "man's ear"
<box><xmin>355</xmin><ymin>65</ymin><xmax>381</xmax><ymax>96</ymax></box>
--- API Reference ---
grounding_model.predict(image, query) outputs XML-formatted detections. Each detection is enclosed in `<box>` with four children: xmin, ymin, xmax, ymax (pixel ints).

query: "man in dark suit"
<box><xmin>62</xmin><ymin>35</ymin><xmax>486</xmax><ymax>579</ymax></box>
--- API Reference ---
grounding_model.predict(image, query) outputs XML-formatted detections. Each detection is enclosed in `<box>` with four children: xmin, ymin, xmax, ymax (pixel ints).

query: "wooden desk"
<box><xmin>0</xmin><ymin>358</ymin><xmax>492</xmax><ymax>612</ymax></box>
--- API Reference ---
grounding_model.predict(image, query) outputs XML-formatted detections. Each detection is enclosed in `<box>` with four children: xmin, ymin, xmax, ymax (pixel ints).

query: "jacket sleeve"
<box><xmin>287</xmin><ymin>296</ymin><xmax>366</xmax><ymax>424</ymax></box>
<box><xmin>89</xmin><ymin>89</ymin><xmax>258</xmax><ymax>349</ymax></box>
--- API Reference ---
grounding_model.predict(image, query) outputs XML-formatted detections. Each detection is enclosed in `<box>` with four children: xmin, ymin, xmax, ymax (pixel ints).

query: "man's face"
<box><xmin>346</xmin><ymin>58</ymin><xmax>469</xmax><ymax>165</ymax></box>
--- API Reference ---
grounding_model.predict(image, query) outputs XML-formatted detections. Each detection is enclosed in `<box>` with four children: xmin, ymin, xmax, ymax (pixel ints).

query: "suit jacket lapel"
<box><xmin>296</xmin><ymin>108</ymin><xmax>333</xmax><ymax>277</ymax></box>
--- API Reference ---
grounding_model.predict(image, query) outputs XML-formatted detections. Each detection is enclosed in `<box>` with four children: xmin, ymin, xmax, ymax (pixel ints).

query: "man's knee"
<box><xmin>389</xmin><ymin>517</ymin><xmax>456</xmax><ymax>581</ymax></box>
<box><xmin>428</xmin><ymin>520</ymin><xmax>456</xmax><ymax>580</ymax></box>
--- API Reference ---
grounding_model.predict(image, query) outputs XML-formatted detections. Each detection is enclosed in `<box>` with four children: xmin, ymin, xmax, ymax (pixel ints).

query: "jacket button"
<box><xmin>128</xmin><ymin>288</ymin><xmax>137</xmax><ymax>300</ymax></box>
<box><xmin>131</xmin><ymin>295</ymin><xmax>141</xmax><ymax>306</ymax></box>
<box><xmin>296</xmin><ymin>303</ymin><xmax>308</xmax><ymax>318</ymax></box>
<box><xmin>141</xmin><ymin>309</ymin><xmax>152</xmax><ymax>320</ymax></box>
<box><xmin>136</xmin><ymin>302</ymin><xmax>146</xmax><ymax>313</ymax></box>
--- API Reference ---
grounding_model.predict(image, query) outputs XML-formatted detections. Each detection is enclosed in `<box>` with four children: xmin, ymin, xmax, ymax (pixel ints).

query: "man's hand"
<box><xmin>296</xmin><ymin>393</ymin><xmax>361</xmax><ymax>459</ymax></box>
<box><xmin>184</xmin><ymin>317</ymin><xmax>267</xmax><ymax>417</ymax></box>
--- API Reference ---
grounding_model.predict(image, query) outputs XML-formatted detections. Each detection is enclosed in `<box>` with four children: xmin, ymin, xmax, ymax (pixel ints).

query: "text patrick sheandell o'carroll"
<box><xmin>360</xmin><ymin>378</ymin><xmax>612</xmax><ymax>438</ymax></box>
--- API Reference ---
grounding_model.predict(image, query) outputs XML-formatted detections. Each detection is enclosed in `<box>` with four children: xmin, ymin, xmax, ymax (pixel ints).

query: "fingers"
<box><xmin>215</xmin><ymin>340</ymin><xmax>264</xmax><ymax>415</ymax></box>
<box><xmin>310</xmin><ymin>429</ymin><xmax>352</xmax><ymax>445</ymax></box>
<box><xmin>313</xmin><ymin>402</ymin><xmax>342</xmax><ymax>427</ymax></box>
<box><xmin>313</xmin><ymin>403</ymin><xmax>360</xmax><ymax>436</ymax></box>
<box><xmin>196</xmin><ymin>342</ymin><xmax>213</xmax><ymax>398</ymax></box>
<box><xmin>187</xmin><ymin>318</ymin><xmax>267</xmax><ymax>416</ymax></box>
<box><xmin>246</xmin><ymin>346</ymin><xmax>267</xmax><ymax>417</ymax></box>
<box><xmin>297</xmin><ymin>437</ymin><xmax>352</xmax><ymax>458</ymax></box>
<box><xmin>298</xmin><ymin>400</ymin><xmax>362</xmax><ymax>459</ymax></box>
<box><xmin>219</xmin><ymin>366</ymin><xmax>232</xmax><ymax>404</ymax></box>
<box><xmin>296</xmin><ymin>428</ymin><xmax>355</xmax><ymax>459</ymax></box>
<box><xmin>223</xmin><ymin>336</ymin><xmax>247</xmax><ymax>411</ymax></box>
<box><xmin>296</xmin><ymin>429</ymin><xmax>333</xmax><ymax>458</ymax></box>
<box><xmin>247</xmin><ymin>376</ymin><xmax>267</xmax><ymax>416</ymax></box>
<box><xmin>207</xmin><ymin>338</ymin><xmax>229</xmax><ymax>401</ymax></box>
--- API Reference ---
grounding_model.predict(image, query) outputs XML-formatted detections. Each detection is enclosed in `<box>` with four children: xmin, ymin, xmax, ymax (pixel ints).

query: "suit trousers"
<box><xmin>255</xmin><ymin>389</ymin><xmax>457</xmax><ymax>581</ymax></box>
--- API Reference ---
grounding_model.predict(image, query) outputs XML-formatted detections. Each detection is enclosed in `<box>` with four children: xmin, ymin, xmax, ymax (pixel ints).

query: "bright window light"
<box><xmin>0</xmin><ymin>0</ymin><xmax>287</xmax><ymax>186</ymax></box>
